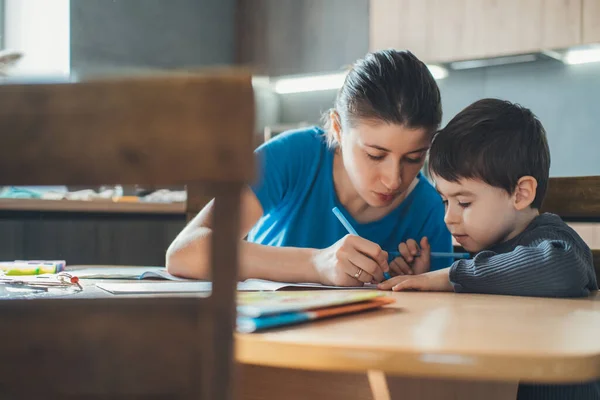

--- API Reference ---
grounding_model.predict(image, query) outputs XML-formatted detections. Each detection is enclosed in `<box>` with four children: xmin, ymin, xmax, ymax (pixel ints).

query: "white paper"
<box><xmin>243</xmin><ymin>279</ymin><xmax>378</xmax><ymax>291</ymax></box>
<box><xmin>71</xmin><ymin>266</ymin><xmax>164</xmax><ymax>280</ymax></box>
<box><xmin>69</xmin><ymin>267</ymin><xmax>193</xmax><ymax>281</ymax></box>
<box><xmin>96</xmin><ymin>279</ymin><xmax>378</xmax><ymax>294</ymax></box>
<box><xmin>96</xmin><ymin>281</ymin><xmax>213</xmax><ymax>294</ymax></box>
<box><xmin>71</xmin><ymin>267</ymin><xmax>378</xmax><ymax>290</ymax></box>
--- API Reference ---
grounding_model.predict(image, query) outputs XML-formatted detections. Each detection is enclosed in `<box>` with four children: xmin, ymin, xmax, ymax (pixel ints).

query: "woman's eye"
<box><xmin>405</xmin><ymin>157</ymin><xmax>424</xmax><ymax>164</ymax></box>
<box><xmin>441</xmin><ymin>199</ymin><xmax>448</xmax><ymax>207</ymax></box>
<box><xmin>458</xmin><ymin>202</ymin><xmax>471</xmax><ymax>208</ymax></box>
<box><xmin>367</xmin><ymin>153</ymin><xmax>385</xmax><ymax>161</ymax></box>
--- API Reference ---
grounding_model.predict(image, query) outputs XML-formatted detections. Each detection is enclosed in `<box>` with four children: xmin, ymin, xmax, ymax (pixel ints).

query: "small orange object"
<box><xmin>70</xmin><ymin>276</ymin><xmax>79</xmax><ymax>284</ymax></box>
<box><xmin>113</xmin><ymin>196</ymin><xmax>140</xmax><ymax>203</ymax></box>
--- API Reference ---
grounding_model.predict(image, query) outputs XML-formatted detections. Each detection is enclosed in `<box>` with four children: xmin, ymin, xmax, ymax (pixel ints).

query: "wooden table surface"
<box><xmin>236</xmin><ymin>290</ymin><xmax>600</xmax><ymax>384</ymax></box>
<box><xmin>7</xmin><ymin>275</ymin><xmax>600</xmax><ymax>392</ymax></box>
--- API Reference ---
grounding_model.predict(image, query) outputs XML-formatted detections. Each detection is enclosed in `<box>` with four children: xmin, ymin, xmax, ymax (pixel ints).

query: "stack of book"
<box><xmin>236</xmin><ymin>291</ymin><xmax>395</xmax><ymax>333</ymax></box>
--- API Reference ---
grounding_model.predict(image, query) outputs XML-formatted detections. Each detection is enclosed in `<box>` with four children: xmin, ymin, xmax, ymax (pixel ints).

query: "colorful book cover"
<box><xmin>237</xmin><ymin>290</ymin><xmax>386</xmax><ymax>317</ymax></box>
<box><xmin>236</xmin><ymin>296</ymin><xmax>395</xmax><ymax>333</ymax></box>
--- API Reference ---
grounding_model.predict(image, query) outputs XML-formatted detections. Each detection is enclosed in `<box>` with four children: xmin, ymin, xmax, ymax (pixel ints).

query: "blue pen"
<box><xmin>331</xmin><ymin>207</ymin><xmax>392</xmax><ymax>281</ymax></box>
<box><xmin>388</xmin><ymin>250</ymin><xmax>470</xmax><ymax>259</ymax></box>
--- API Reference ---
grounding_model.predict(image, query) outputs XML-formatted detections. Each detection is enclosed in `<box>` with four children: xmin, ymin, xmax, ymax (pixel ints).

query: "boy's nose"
<box><xmin>444</xmin><ymin>207</ymin><xmax>460</xmax><ymax>225</ymax></box>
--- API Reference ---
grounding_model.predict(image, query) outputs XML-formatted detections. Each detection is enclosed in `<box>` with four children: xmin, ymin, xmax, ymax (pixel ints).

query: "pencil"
<box><xmin>387</xmin><ymin>250</ymin><xmax>470</xmax><ymax>259</ymax></box>
<box><xmin>331</xmin><ymin>207</ymin><xmax>392</xmax><ymax>281</ymax></box>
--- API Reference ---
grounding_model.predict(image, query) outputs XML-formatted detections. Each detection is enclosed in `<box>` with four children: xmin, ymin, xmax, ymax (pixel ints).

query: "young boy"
<box><xmin>380</xmin><ymin>98</ymin><xmax>597</xmax><ymax>297</ymax></box>
<box><xmin>379</xmin><ymin>98</ymin><xmax>599</xmax><ymax>399</ymax></box>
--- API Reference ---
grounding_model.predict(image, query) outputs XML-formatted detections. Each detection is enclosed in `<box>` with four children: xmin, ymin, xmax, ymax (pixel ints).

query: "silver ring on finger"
<box><xmin>354</xmin><ymin>268</ymin><xmax>363</xmax><ymax>279</ymax></box>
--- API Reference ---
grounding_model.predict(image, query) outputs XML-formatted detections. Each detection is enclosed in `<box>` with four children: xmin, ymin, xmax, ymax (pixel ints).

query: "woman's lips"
<box><xmin>375</xmin><ymin>191</ymin><xmax>399</xmax><ymax>204</ymax></box>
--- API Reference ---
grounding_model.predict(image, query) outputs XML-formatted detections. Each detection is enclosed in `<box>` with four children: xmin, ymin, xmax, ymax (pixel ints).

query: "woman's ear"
<box><xmin>330</xmin><ymin>110</ymin><xmax>342</xmax><ymax>146</ymax></box>
<box><xmin>513</xmin><ymin>176</ymin><xmax>538</xmax><ymax>210</ymax></box>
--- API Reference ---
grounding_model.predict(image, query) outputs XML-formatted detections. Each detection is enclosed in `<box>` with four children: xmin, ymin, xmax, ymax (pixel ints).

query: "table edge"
<box><xmin>235</xmin><ymin>337</ymin><xmax>600</xmax><ymax>383</ymax></box>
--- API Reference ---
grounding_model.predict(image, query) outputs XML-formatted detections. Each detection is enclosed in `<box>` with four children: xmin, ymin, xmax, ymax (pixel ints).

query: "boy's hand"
<box><xmin>389</xmin><ymin>237</ymin><xmax>431</xmax><ymax>276</ymax></box>
<box><xmin>378</xmin><ymin>268</ymin><xmax>453</xmax><ymax>292</ymax></box>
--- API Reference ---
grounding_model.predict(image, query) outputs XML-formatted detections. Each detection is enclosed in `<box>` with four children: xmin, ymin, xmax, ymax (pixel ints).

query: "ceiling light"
<box><xmin>563</xmin><ymin>47</ymin><xmax>600</xmax><ymax>65</ymax></box>
<box><xmin>273</xmin><ymin>64</ymin><xmax>448</xmax><ymax>95</ymax></box>
<box><xmin>251</xmin><ymin>75</ymin><xmax>271</xmax><ymax>88</ymax></box>
<box><xmin>427</xmin><ymin>64</ymin><xmax>448</xmax><ymax>79</ymax></box>
<box><xmin>450</xmin><ymin>54</ymin><xmax>538</xmax><ymax>70</ymax></box>
<box><xmin>273</xmin><ymin>72</ymin><xmax>348</xmax><ymax>94</ymax></box>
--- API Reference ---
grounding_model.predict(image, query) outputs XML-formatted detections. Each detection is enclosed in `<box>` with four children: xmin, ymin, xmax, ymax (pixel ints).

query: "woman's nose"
<box><xmin>381</xmin><ymin>163</ymin><xmax>402</xmax><ymax>191</ymax></box>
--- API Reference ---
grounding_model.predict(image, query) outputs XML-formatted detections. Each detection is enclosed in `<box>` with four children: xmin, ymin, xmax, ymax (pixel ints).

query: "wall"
<box><xmin>236</xmin><ymin>0</ymin><xmax>369</xmax><ymax>76</ymax></box>
<box><xmin>437</xmin><ymin>59</ymin><xmax>600</xmax><ymax>178</ymax></box>
<box><xmin>68</xmin><ymin>0</ymin><xmax>281</xmax><ymax>135</ymax></box>
<box><xmin>70</xmin><ymin>0</ymin><xmax>236</xmax><ymax>75</ymax></box>
<box><xmin>276</xmin><ymin>59</ymin><xmax>600</xmax><ymax>177</ymax></box>
<box><xmin>0</xmin><ymin>0</ymin><xmax>4</xmax><ymax>49</ymax></box>
<box><xmin>253</xmin><ymin>80</ymin><xmax>281</xmax><ymax>135</ymax></box>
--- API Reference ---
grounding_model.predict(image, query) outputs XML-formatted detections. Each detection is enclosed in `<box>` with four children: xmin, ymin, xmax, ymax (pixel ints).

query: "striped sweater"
<box><xmin>449</xmin><ymin>213</ymin><xmax>599</xmax><ymax>399</ymax></box>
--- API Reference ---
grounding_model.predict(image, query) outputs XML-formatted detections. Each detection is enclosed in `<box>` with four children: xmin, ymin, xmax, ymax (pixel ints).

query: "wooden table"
<box><xmin>235</xmin><ymin>290</ymin><xmax>600</xmax><ymax>400</ymax></box>
<box><xmin>5</xmin><ymin>278</ymin><xmax>600</xmax><ymax>399</ymax></box>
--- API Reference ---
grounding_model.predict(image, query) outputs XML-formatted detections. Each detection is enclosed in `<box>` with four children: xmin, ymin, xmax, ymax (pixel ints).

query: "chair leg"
<box><xmin>208</xmin><ymin>183</ymin><xmax>243</xmax><ymax>400</ymax></box>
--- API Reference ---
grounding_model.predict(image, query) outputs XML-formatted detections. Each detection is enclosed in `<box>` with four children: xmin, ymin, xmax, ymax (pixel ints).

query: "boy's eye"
<box><xmin>367</xmin><ymin>153</ymin><xmax>385</xmax><ymax>161</ymax></box>
<box><xmin>441</xmin><ymin>199</ymin><xmax>448</xmax><ymax>207</ymax></box>
<box><xmin>458</xmin><ymin>202</ymin><xmax>471</xmax><ymax>208</ymax></box>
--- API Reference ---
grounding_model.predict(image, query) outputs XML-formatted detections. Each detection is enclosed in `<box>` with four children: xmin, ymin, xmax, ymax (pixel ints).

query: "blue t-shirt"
<box><xmin>248</xmin><ymin>127</ymin><xmax>453</xmax><ymax>271</ymax></box>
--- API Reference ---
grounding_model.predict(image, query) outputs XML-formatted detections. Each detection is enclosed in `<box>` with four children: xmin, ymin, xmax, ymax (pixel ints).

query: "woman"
<box><xmin>167</xmin><ymin>49</ymin><xmax>452</xmax><ymax>286</ymax></box>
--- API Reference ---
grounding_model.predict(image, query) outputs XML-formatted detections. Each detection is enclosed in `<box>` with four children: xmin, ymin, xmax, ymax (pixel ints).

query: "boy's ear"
<box><xmin>330</xmin><ymin>110</ymin><xmax>343</xmax><ymax>145</ymax></box>
<box><xmin>513</xmin><ymin>176</ymin><xmax>538</xmax><ymax>210</ymax></box>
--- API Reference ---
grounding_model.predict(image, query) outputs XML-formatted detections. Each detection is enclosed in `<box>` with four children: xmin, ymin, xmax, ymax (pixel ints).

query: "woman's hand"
<box><xmin>378</xmin><ymin>267</ymin><xmax>453</xmax><ymax>292</ymax></box>
<box><xmin>389</xmin><ymin>237</ymin><xmax>431</xmax><ymax>276</ymax></box>
<box><xmin>312</xmin><ymin>235</ymin><xmax>390</xmax><ymax>286</ymax></box>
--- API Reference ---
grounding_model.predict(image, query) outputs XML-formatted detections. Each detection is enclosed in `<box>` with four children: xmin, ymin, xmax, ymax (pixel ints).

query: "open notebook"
<box><xmin>71</xmin><ymin>266</ymin><xmax>379</xmax><ymax>294</ymax></box>
<box><xmin>68</xmin><ymin>266</ymin><xmax>188</xmax><ymax>281</ymax></box>
<box><xmin>95</xmin><ymin>279</ymin><xmax>379</xmax><ymax>294</ymax></box>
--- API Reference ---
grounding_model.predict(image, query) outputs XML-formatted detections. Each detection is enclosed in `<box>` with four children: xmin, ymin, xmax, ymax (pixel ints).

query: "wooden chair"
<box><xmin>0</xmin><ymin>71</ymin><xmax>254</xmax><ymax>399</ymax></box>
<box><xmin>541</xmin><ymin>176</ymin><xmax>600</xmax><ymax>280</ymax></box>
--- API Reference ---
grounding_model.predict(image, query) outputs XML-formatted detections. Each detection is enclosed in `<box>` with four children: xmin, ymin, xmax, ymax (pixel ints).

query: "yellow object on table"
<box><xmin>0</xmin><ymin>260</ymin><xmax>65</xmax><ymax>275</ymax></box>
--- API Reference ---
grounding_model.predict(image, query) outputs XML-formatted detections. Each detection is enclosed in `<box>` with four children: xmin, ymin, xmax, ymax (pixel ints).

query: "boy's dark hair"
<box><xmin>325</xmin><ymin>49</ymin><xmax>442</xmax><ymax>146</ymax></box>
<box><xmin>429</xmin><ymin>98</ymin><xmax>550</xmax><ymax>209</ymax></box>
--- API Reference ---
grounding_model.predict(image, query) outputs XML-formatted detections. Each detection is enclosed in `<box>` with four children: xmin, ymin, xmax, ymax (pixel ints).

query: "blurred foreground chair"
<box><xmin>0</xmin><ymin>71</ymin><xmax>254</xmax><ymax>399</ymax></box>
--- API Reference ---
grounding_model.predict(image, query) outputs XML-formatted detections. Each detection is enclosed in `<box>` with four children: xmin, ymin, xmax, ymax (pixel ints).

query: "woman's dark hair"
<box><xmin>325</xmin><ymin>49</ymin><xmax>442</xmax><ymax>146</ymax></box>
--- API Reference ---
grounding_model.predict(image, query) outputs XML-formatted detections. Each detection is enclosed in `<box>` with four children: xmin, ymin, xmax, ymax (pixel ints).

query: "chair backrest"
<box><xmin>541</xmin><ymin>176</ymin><xmax>600</xmax><ymax>280</ymax></box>
<box><xmin>0</xmin><ymin>71</ymin><xmax>254</xmax><ymax>399</ymax></box>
